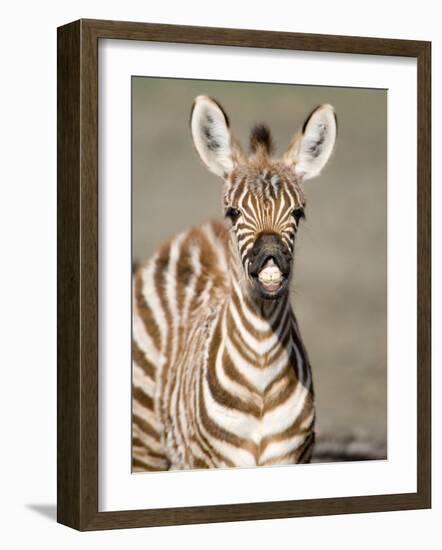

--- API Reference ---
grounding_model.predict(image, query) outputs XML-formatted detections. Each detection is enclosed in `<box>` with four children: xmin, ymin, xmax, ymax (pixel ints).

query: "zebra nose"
<box><xmin>252</xmin><ymin>233</ymin><xmax>283</xmax><ymax>257</ymax></box>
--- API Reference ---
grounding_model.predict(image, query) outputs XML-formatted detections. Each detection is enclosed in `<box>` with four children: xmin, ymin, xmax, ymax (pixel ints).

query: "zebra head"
<box><xmin>191</xmin><ymin>96</ymin><xmax>337</xmax><ymax>300</ymax></box>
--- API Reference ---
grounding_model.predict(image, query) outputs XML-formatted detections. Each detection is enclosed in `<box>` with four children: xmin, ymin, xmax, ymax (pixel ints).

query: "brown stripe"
<box><xmin>189</xmin><ymin>426</ymin><xmax>218</xmax><ymax>468</ymax></box>
<box><xmin>260</xmin><ymin>397</ymin><xmax>314</xmax><ymax>452</ymax></box>
<box><xmin>132</xmin><ymin>442</ymin><xmax>167</xmax><ymax>461</ymax></box>
<box><xmin>223</xmin><ymin>351</ymin><xmax>261</xmax><ymax>401</ymax></box>
<box><xmin>192</xmin><ymin>417</ymin><xmax>229</xmax><ymax>467</ymax></box>
<box><xmin>229</xmin><ymin>323</ymin><xmax>260</xmax><ymax>366</ymax></box>
<box><xmin>153</xmin><ymin>246</ymin><xmax>175</xmax><ymax>425</ymax></box>
<box><xmin>134</xmin><ymin>268</ymin><xmax>162</xmax><ymax>351</ymax></box>
<box><xmin>184</xmin><ymin>232</ymin><xmax>214</xmax><ymax>325</ymax></box>
<box><xmin>208</xmin><ymin>354</ymin><xmax>261</xmax><ymax>417</ymax></box>
<box><xmin>259</xmin><ymin>450</ymin><xmax>296</xmax><ymax>466</ymax></box>
<box><xmin>230</xmin><ymin>175</ymin><xmax>247</xmax><ymax>204</ymax></box>
<box><xmin>230</xmin><ymin>292</ymin><xmax>270</xmax><ymax>342</ymax></box>
<box><xmin>132</xmin><ymin>412</ymin><xmax>160</xmax><ymax>441</ymax></box>
<box><xmin>231</xmin><ymin>288</ymin><xmax>289</xmax><ymax>343</ymax></box>
<box><xmin>172</xmin><ymin>255</ymin><xmax>204</xmax><ymax>467</ymax></box>
<box><xmin>132</xmin><ymin>436</ymin><xmax>145</xmax><ymax>448</ymax></box>
<box><xmin>132</xmin><ymin>457</ymin><xmax>166</xmax><ymax>471</ymax></box>
<box><xmin>174</xmin><ymin>234</ymin><xmax>194</xmax><ymax>315</ymax></box>
<box><xmin>198</xmin><ymin>364</ymin><xmax>258</xmax><ymax>459</ymax></box>
<box><xmin>192</xmin><ymin>368</ymin><xmax>235</xmax><ymax>468</ymax></box>
<box><xmin>193</xmin><ymin>457</ymin><xmax>211</xmax><ymax>469</ymax></box>
<box><xmin>172</xmin><ymin>364</ymin><xmax>190</xmax><ymax>468</ymax></box>
<box><xmin>132</xmin><ymin>386</ymin><xmax>154</xmax><ymax>411</ymax></box>
<box><xmin>132</xmin><ymin>340</ymin><xmax>156</xmax><ymax>379</ymax></box>
<box><xmin>206</xmin><ymin>319</ymin><xmax>261</xmax><ymax>417</ymax></box>
<box><xmin>263</xmin><ymin>366</ymin><xmax>296</xmax><ymax>410</ymax></box>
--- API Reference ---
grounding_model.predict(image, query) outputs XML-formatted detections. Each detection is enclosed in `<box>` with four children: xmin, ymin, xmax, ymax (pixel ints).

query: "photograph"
<box><xmin>131</xmin><ymin>77</ymin><xmax>387</xmax><ymax>472</ymax></box>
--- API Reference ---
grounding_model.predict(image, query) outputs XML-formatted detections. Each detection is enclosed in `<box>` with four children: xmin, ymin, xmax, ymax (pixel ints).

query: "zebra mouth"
<box><xmin>254</xmin><ymin>257</ymin><xmax>288</xmax><ymax>297</ymax></box>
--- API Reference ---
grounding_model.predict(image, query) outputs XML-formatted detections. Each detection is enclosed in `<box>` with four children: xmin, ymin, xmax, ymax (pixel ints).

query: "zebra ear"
<box><xmin>284</xmin><ymin>104</ymin><xmax>337</xmax><ymax>181</ymax></box>
<box><xmin>191</xmin><ymin>96</ymin><xmax>236</xmax><ymax>178</ymax></box>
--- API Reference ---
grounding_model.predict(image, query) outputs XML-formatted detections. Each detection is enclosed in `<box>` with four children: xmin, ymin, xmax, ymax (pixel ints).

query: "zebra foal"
<box><xmin>132</xmin><ymin>96</ymin><xmax>337</xmax><ymax>471</ymax></box>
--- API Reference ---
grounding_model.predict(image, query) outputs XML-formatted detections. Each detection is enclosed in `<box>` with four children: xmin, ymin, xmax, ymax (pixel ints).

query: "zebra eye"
<box><xmin>291</xmin><ymin>208</ymin><xmax>305</xmax><ymax>223</ymax></box>
<box><xmin>225</xmin><ymin>207</ymin><xmax>241</xmax><ymax>222</ymax></box>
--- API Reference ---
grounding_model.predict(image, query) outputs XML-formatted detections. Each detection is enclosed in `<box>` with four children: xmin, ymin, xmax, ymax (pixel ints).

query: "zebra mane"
<box><xmin>249</xmin><ymin>124</ymin><xmax>274</xmax><ymax>156</ymax></box>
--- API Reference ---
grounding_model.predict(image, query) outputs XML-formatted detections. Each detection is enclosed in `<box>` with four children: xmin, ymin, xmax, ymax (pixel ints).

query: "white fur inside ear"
<box><xmin>293</xmin><ymin>104</ymin><xmax>337</xmax><ymax>180</ymax></box>
<box><xmin>191</xmin><ymin>96</ymin><xmax>233</xmax><ymax>177</ymax></box>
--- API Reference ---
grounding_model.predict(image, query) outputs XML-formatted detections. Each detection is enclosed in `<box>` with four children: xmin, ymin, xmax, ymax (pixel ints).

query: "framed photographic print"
<box><xmin>57</xmin><ymin>19</ymin><xmax>431</xmax><ymax>530</ymax></box>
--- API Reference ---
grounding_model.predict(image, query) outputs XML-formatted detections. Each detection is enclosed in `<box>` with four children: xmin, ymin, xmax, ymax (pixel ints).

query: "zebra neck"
<box><xmin>230</xmin><ymin>278</ymin><xmax>289</xmax><ymax>323</ymax></box>
<box><xmin>221</xmin><ymin>278</ymin><xmax>294</xmax><ymax>369</ymax></box>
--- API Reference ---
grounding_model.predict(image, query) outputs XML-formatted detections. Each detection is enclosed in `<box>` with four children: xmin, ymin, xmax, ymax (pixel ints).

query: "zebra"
<box><xmin>132</xmin><ymin>96</ymin><xmax>337</xmax><ymax>471</ymax></box>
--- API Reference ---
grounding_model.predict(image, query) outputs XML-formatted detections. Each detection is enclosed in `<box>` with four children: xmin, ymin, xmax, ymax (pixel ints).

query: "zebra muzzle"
<box><xmin>258</xmin><ymin>258</ymin><xmax>284</xmax><ymax>291</ymax></box>
<box><xmin>249</xmin><ymin>234</ymin><xmax>291</xmax><ymax>298</ymax></box>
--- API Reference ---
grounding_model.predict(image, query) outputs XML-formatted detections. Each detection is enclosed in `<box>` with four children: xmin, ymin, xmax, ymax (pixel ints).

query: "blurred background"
<box><xmin>132</xmin><ymin>77</ymin><xmax>387</xmax><ymax>462</ymax></box>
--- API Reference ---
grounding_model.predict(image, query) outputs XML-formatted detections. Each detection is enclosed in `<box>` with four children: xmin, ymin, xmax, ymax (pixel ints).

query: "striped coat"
<box><xmin>132</xmin><ymin>96</ymin><xmax>337</xmax><ymax>471</ymax></box>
